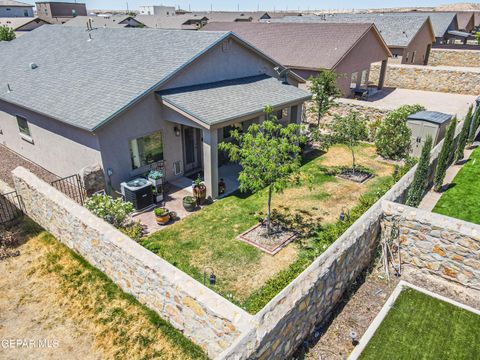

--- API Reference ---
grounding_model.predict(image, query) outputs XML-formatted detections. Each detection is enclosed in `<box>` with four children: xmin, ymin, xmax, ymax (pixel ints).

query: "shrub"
<box><xmin>375</xmin><ymin>105</ymin><xmax>425</xmax><ymax>160</ymax></box>
<box><xmin>85</xmin><ymin>194</ymin><xmax>134</xmax><ymax>228</ymax></box>
<box><xmin>433</xmin><ymin>117</ymin><xmax>457</xmax><ymax>192</ymax></box>
<box><xmin>454</xmin><ymin>106</ymin><xmax>473</xmax><ymax>163</ymax></box>
<box><xmin>120</xmin><ymin>221</ymin><xmax>144</xmax><ymax>241</ymax></box>
<box><xmin>0</xmin><ymin>25</ymin><xmax>15</xmax><ymax>41</ymax></box>
<box><xmin>406</xmin><ymin>136</ymin><xmax>433</xmax><ymax>207</ymax></box>
<box><xmin>468</xmin><ymin>109</ymin><xmax>480</xmax><ymax>144</ymax></box>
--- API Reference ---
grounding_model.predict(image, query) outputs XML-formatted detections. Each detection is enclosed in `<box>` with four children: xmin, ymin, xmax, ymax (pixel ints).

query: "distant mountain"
<box><xmin>436</xmin><ymin>3</ymin><xmax>480</xmax><ymax>11</ymax></box>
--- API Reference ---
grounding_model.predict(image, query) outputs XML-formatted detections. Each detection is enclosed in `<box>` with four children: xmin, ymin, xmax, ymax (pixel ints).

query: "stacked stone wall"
<box><xmin>429</xmin><ymin>48</ymin><xmax>480</xmax><ymax>67</ymax></box>
<box><xmin>382</xmin><ymin>201</ymin><xmax>480</xmax><ymax>290</ymax></box>
<box><xmin>369</xmin><ymin>63</ymin><xmax>480</xmax><ymax>95</ymax></box>
<box><xmin>10</xmin><ymin>167</ymin><xmax>253</xmax><ymax>358</ymax></box>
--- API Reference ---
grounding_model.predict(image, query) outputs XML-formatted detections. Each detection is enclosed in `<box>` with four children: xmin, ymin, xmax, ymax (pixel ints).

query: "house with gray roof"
<box><xmin>412</xmin><ymin>12</ymin><xmax>459</xmax><ymax>44</ymax></box>
<box><xmin>0</xmin><ymin>0</ymin><xmax>33</xmax><ymax>17</ymax></box>
<box><xmin>135</xmin><ymin>14</ymin><xmax>208</xmax><ymax>30</ymax></box>
<box><xmin>0</xmin><ymin>25</ymin><xmax>310</xmax><ymax>199</ymax></box>
<box><xmin>272</xmin><ymin>13</ymin><xmax>435</xmax><ymax>65</ymax></box>
<box><xmin>0</xmin><ymin>16</ymin><xmax>50</xmax><ymax>35</ymax></box>
<box><xmin>202</xmin><ymin>22</ymin><xmax>392</xmax><ymax>96</ymax></box>
<box><xmin>64</xmin><ymin>14</ymin><xmax>144</xmax><ymax>28</ymax></box>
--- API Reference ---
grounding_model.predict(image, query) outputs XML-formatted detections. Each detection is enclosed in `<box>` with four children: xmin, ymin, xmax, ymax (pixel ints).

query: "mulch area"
<box><xmin>237</xmin><ymin>222</ymin><xmax>297</xmax><ymax>255</ymax></box>
<box><xmin>0</xmin><ymin>145</ymin><xmax>58</xmax><ymax>187</ymax></box>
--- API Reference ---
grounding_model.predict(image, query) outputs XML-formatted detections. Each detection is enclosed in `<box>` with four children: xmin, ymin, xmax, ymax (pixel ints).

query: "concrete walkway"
<box><xmin>419</xmin><ymin>145</ymin><xmax>477</xmax><ymax>211</ymax></box>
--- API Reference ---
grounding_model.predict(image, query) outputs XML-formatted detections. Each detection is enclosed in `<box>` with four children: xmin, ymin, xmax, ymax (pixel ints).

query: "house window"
<box><xmin>405</xmin><ymin>52</ymin><xmax>410</xmax><ymax>62</ymax></box>
<box><xmin>129</xmin><ymin>130</ymin><xmax>163</xmax><ymax>169</ymax></box>
<box><xmin>223</xmin><ymin>122</ymin><xmax>242</xmax><ymax>139</ymax></box>
<box><xmin>350</xmin><ymin>72</ymin><xmax>358</xmax><ymax>88</ymax></box>
<box><xmin>24</xmin><ymin>9</ymin><xmax>29</xmax><ymax>16</ymax></box>
<box><xmin>411</xmin><ymin>51</ymin><xmax>416</xmax><ymax>63</ymax></box>
<box><xmin>72</xmin><ymin>9</ymin><xmax>77</xmax><ymax>17</ymax></box>
<box><xmin>17</xmin><ymin>116</ymin><xmax>33</xmax><ymax>143</ymax></box>
<box><xmin>360</xmin><ymin>70</ymin><xmax>369</xmax><ymax>89</ymax></box>
<box><xmin>276</xmin><ymin>108</ymin><xmax>288</xmax><ymax>121</ymax></box>
<box><xmin>44</xmin><ymin>8</ymin><xmax>48</xmax><ymax>15</ymax></box>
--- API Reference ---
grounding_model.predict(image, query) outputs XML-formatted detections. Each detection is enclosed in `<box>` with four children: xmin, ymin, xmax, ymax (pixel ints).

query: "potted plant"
<box><xmin>182</xmin><ymin>196</ymin><xmax>196</xmax><ymax>212</ymax></box>
<box><xmin>192</xmin><ymin>175</ymin><xmax>206</xmax><ymax>205</ymax></box>
<box><xmin>152</xmin><ymin>187</ymin><xmax>163</xmax><ymax>204</ymax></box>
<box><xmin>154</xmin><ymin>207</ymin><xmax>170</xmax><ymax>225</ymax></box>
<box><xmin>148</xmin><ymin>170</ymin><xmax>163</xmax><ymax>187</ymax></box>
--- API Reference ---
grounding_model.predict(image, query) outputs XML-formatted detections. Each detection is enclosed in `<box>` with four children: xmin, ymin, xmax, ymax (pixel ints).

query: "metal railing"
<box><xmin>51</xmin><ymin>174</ymin><xmax>86</xmax><ymax>205</ymax></box>
<box><xmin>0</xmin><ymin>191</ymin><xmax>23</xmax><ymax>226</ymax></box>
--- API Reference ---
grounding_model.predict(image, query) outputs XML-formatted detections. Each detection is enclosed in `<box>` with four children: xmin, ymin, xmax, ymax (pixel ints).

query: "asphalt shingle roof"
<box><xmin>413</xmin><ymin>12</ymin><xmax>457</xmax><ymax>38</ymax></box>
<box><xmin>135</xmin><ymin>14</ymin><xmax>207</xmax><ymax>29</ymax></box>
<box><xmin>158</xmin><ymin>75</ymin><xmax>311</xmax><ymax>126</ymax></box>
<box><xmin>63</xmin><ymin>15</ymin><xmax>135</xmax><ymax>28</ymax></box>
<box><xmin>0</xmin><ymin>25</ymin><xmax>230</xmax><ymax>131</ymax></box>
<box><xmin>0</xmin><ymin>0</ymin><xmax>32</xmax><ymax>7</ymax></box>
<box><xmin>272</xmin><ymin>14</ymin><xmax>431</xmax><ymax>47</ymax></box>
<box><xmin>203</xmin><ymin>22</ymin><xmax>384</xmax><ymax>71</ymax></box>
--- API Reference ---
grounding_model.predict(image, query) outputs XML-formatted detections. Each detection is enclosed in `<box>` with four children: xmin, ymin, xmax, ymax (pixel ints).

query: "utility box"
<box><xmin>406</xmin><ymin>111</ymin><xmax>452</xmax><ymax>157</ymax></box>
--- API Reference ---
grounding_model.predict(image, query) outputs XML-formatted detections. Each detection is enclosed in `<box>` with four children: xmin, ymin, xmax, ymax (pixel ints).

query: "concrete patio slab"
<box><xmin>337</xmin><ymin>88</ymin><xmax>476</xmax><ymax>118</ymax></box>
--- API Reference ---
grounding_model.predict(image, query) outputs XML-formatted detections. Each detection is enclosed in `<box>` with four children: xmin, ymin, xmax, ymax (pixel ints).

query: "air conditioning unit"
<box><xmin>120</xmin><ymin>178</ymin><xmax>153</xmax><ymax>211</ymax></box>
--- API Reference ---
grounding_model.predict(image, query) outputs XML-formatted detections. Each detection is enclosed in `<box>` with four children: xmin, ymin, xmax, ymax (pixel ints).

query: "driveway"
<box><xmin>337</xmin><ymin>88</ymin><xmax>477</xmax><ymax>118</ymax></box>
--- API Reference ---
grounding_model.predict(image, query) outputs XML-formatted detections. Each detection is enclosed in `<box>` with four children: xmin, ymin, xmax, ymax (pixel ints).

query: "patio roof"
<box><xmin>157</xmin><ymin>75</ymin><xmax>311</xmax><ymax>128</ymax></box>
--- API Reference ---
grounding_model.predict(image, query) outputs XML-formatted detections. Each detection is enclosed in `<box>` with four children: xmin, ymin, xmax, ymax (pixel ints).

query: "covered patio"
<box><xmin>157</xmin><ymin>74</ymin><xmax>311</xmax><ymax>199</ymax></box>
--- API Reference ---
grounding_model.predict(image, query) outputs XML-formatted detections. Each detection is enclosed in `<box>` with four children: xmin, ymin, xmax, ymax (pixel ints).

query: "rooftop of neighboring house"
<box><xmin>35</xmin><ymin>1</ymin><xmax>86</xmax><ymax>4</ymax></box>
<box><xmin>63</xmin><ymin>15</ymin><xmax>137</xmax><ymax>28</ymax></box>
<box><xmin>270</xmin><ymin>13</ymin><xmax>435</xmax><ymax>47</ymax></box>
<box><xmin>135</xmin><ymin>14</ymin><xmax>208</xmax><ymax>29</ymax></box>
<box><xmin>408</xmin><ymin>12</ymin><xmax>458</xmax><ymax>37</ymax></box>
<box><xmin>0</xmin><ymin>16</ymin><xmax>49</xmax><ymax>30</ymax></box>
<box><xmin>193</xmin><ymin>11</ymin><xmax>268</xmax><ymax>22</ymax></box>
<box><xmin>0</xmin><ymin>25</ymin><xmax>306</xmax><ymax>132</ymax></box>
<box><xmin>0</xmin><ymin>0</ymin><xmax>32</xmax><ymax>6</ymax></box>
<box><xmin>454</xmin><ymin>11</ymin><xmax>475</xmax><ymax>30</ymax></box>
<box><xmin>202</xmin><ymin>22</ymin><xmax>390</xmax><ymax>71</ymax></box>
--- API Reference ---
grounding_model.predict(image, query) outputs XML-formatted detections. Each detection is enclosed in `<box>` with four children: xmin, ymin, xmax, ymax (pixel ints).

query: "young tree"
<box><xmin>328</xmin><ymin>112</ymin><xmax>368</xmax><ymax>174</ymax></box>
<box><xmin>0</xmin><ymin>25</ymin><xmax>15</xmax><ymax>41</ymax></box>
<box><xmin>433</xmin><ymin>117</ymin><xmax>457</xmax><ymax>192</ymax></box>
<box><xmin>454</xmin><ymin>105</ymin><xmax>473</xmax><ymax>163</ymax></box>
<box><xmin>406</xmin><ymin>136</ymin><xmax>433</xmax><ymax>207</ymax></box>
<box><xmin>375</xmin><ymin>104</ymin><xmax>424</xmax><ymax>160</ymax></box>
<box><xmin>468</xmin><ymin>109</ymin><xmax>480</xmax><ymax>144</ymax></box>
<box><xmin>219</xmin><ymin>106</ymin><xmax>305</xmax><ymax>235</ymax></box>
<box><xmin>308</xmin><ymin>70</ymin><xmax>341</xmax><ymax>128</ymax></box>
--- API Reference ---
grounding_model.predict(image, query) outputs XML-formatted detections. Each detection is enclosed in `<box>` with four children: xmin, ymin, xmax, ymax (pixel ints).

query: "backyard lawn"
<box><xmin>141</xmin><ymin>144</ymin><xmax>396</xmax><ymax>312</ymax></box>
<box><xmin>360</xmin><ymin>288</ymin><xmax>480</xmax><ymax>359</ymax></box>
<box><xmin>433</xmin><ymin>146</ymin><xmax>480</xmax><ymax>224</ymax></box>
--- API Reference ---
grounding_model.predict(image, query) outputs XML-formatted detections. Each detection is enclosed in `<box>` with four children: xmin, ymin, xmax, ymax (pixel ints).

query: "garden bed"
<box><xmin>140</xmin><ymin>144</ymin><xmax>400</xmax><ymax>313</ymax></box>
<box><xmin>337</xmin><ymin>168</ymin><xmax>373</xmax><ymax>183</ymax></box>
<box><xmin>237</xmin><ymin>222</ymin><xmax>297</xmax><ymax>255</ymax></box>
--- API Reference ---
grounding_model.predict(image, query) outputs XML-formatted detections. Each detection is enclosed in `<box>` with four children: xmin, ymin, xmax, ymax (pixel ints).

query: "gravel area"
<box><xmin>0</xmin><ymin>145</ymin><xmax>58</xmax><ymax>187</ymax></box>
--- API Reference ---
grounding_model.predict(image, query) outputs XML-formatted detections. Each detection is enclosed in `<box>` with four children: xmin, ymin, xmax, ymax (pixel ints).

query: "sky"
<box><xmin>22</xmin><ymin>0</ymin><xmax>469</xmax><ymax>11</ymax></box>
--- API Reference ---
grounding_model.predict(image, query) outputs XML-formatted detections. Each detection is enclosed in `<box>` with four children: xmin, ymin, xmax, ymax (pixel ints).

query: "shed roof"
<box><xmin>157</xmin><ymin>75</ymin><xmax>311</xmax><ymax>127</ymax></box>
<box><xmin>272</xmin><ymin>13</ymin><xmax>433</xmax><ymax>47</ymax></box>
<box><xmin>202</xmin><ymin>22</ymin><xmax>390</xmax><ymax>71</ymax></box>
<box><xmin>0</xmin><ymin>0</ymin><xmax>32</xmax><ymax>7</ymax></box>
<box><xmin>407</xmin><ymin>111</ymin><xmax>452</xmax><ymax>125</ymax></box>
<box><xmin>0</xmin><ymin>25</ymin><xmax>232</xmax><ymax>131</ymax></box>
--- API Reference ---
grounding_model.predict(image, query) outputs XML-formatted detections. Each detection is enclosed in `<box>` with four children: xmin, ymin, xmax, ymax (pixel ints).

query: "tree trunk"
<box><xmin>266</xmin><ymin>185</ymin><xmax>272</xmax><ymax>236</ymax></box>
<box><xmin>351</xmin><ymin>147</ymin><xmax>356</xmax><ymax>175</ymax></box>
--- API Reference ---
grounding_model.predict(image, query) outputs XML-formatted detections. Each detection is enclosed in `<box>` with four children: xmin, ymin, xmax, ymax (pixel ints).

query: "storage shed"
<box><xmin>406</xmin><ymin>111</ymin><xmax>452</xmax><ymax>157</ymax></box>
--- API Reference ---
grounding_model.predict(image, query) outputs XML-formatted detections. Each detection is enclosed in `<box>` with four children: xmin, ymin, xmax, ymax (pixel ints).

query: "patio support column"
<box><xmin>202</xmin><ymin>128</ymin><xmax>219</xmax><ymax>200</ymax></box>
<box><xmin>378</xmin><ymin>59</ymin><xmax>388</xmax><ymax>90</ymax></box>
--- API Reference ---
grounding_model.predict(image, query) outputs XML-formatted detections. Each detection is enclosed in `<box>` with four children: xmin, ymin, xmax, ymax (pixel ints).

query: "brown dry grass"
<box><xmin>0</xmin><ymin>223</ymin><xmax>205</xmax><ymax>360</ymax></box>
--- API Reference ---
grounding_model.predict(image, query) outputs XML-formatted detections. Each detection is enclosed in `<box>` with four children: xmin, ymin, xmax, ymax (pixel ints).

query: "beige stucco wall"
<box><xmin>0</xmin><ymin>99</ymin><xmax>102</xmax><ymax>178</ymax></box>
<box><xmin>402</xmin><ymin>20</ymin><xmax>434</xmax><ymax>65</ymax></box>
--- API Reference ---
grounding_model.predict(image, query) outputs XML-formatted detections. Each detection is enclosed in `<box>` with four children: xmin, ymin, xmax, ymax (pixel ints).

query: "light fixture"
<box><xmin>203</xmin><ymin>266</ymin><xmax>216</xmax><ymax>286</ymax></box>
<box><xmin>174</xmin><ymin>126</ymin><xmax>180</xmax><ymax>137</ymax></box>
<box><xmin>349</xmin><ymin>330</ymin><xmax>358</xmax><ymax>346</ymax></box>
<box><xmin>339</xmin><ymin>211</ymin><xmax>346</xmax><ymax>221</ymax></box>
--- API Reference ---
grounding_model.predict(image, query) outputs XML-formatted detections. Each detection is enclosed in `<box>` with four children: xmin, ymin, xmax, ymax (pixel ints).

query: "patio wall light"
<box><xmin>203</xmin><ymin>266</ymin><xmax>216</xmax><ymax>286</ymax></box>
<box><xmin>174</xmin><ymin>126</ymin><xmax>181</xmax><ymax>137</ymax></box>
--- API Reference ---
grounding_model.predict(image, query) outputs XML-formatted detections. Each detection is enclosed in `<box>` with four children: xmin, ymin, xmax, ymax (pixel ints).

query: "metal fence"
<box><xmin>0</xmin><ymin>191</ymin><xmax>23</xmax><ymax>225</ymax></box>
<box><xmin>51</xmin><ymin>174</ymin><xmax>86</xmax><ymax>205</ymax></box>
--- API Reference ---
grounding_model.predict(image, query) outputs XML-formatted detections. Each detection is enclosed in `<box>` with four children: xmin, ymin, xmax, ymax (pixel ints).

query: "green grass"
<box><xmin>433</xmin><ymin>146</ymin><xmax>480</xmax><ymax>224</ymax></box>
<box><xmin>140</xmin><ymin>144</ymin><xmax>399</xmax><ymax>312</ymax></box>
<box><xmin>360</xmin><ymin>288</ymin><xmax>480</xmax><ymax>360</ymax></box>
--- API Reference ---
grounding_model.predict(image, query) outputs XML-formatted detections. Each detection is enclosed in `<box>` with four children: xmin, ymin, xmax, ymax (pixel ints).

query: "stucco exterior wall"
<box><xmin>0</xmin><ymin>99</ymin><xmax>102</xmax><ymax>178</ymax></box>
<box><xmin>0</xmin><ymin>6</ymin><xmax>33</xmax><ymax>17</ymax></box>
<box><xmin>403</xmin><ymin>20</ymin><xmax>434</xmax><ymax>65</ymax></box>
<box><xmin>369</xmin><ymin>63</ymin><xmax>480</xmax><ymax>95</ymax></box>
<box><xmin>334</xmin><ymin>27</ymin><xmax>390</xmax><ymax>95</ymax></box>
<box><xmin>429</xmin><ymin>48</ymin><xmax>480</xmax><ymax>67</ymax></box>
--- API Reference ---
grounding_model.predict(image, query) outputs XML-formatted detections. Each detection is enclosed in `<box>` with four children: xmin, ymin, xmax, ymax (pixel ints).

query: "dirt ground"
<box><xmin>0</xmin><ymin>145</ymin><xmax>58</xmax><ymax>187</ymax></box>
<box><xmin>294</xmin><ymin>261</ymin><xmax>480</xmax><ymax>360</ymax></box>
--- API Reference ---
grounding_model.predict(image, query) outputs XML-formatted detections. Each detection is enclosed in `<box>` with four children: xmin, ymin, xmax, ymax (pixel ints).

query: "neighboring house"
<box><xmin>64</xmin><ymin>15</ymin><xmax>144</xmax><ymax>28</ymax></box>
<box><xmin>273</xmin><ymin>14</ymin><xmax>435</xmax><ymax>65</ymax></box>
<box><xmin>0</xmin><ymin>16</ymin><xmax>50</xmax><ymax>35</ymax></box>
<box><xmin>0</xmin><ymin>26</ymin><xmax>310</xmax><ymax>199</ymax></box>
<box><xmin>193</xmin><ymin>11</ymin><xmax>270</xmax><ymax>22</ymax></box>
<box><xmin>36</xmin><ymin>1</ymin><xmax>87</xmax><ymax>24</ymax></box>
<box><xmin>0</xmin><ymin>0</ymin><xmax>33</xmax><ymax>17</ymax></box>
<box><xmin>138</xmin><ymin>5</ymin><xmax>175</xmax><ymax>16</ymax></box>
<box><xmin>135</xmin><ymin>14</ymin><xmax>208</xmax><ymax>30</ymax></box>
<box><xmin>413</xmin><ymin>12</ymin><xmax>458</xmax><ymax>44</ymax></box>
<box><xmin>455</xmin><ymin>11</ymin><xmax>475</xmax><ymax>32</ymax></box>
<box><xmin>202</xmin><ymin>22</ymin><xmax>392</xmax><ymax>96</ymax></box>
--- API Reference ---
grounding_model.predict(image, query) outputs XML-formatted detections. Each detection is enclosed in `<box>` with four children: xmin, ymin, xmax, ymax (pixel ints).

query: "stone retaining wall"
<box><xmin>369</xmin><ymin>63</ymin><xmax>480</xmax><ymax>95</ymax></box>
<box><xmin>382</xmin><ymin>201</ymin><xmax>480</xmax><ymax>290</ymax></box>
<box><xmin>11</xmin><ymin>167</ymin><xmax>253</xmax><ymax>358</ymax></box>
<box><xmin>429</xmin><ymin>49</ymin><xmax>480</xmax><ymax>67</ymax></box>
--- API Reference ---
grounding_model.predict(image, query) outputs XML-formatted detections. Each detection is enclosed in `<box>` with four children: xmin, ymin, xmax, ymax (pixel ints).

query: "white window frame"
<box><xmin>16</xmin><ymin>115</ymin><xmax>34</xmax><ymax>144</ymax></box>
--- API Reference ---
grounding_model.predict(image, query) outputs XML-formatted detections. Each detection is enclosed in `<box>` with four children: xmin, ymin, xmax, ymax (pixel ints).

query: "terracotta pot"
<box><xmin>193</xmin><ymin>184</ymin><xmax>207</xmax><ymax>205</ymax></box>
